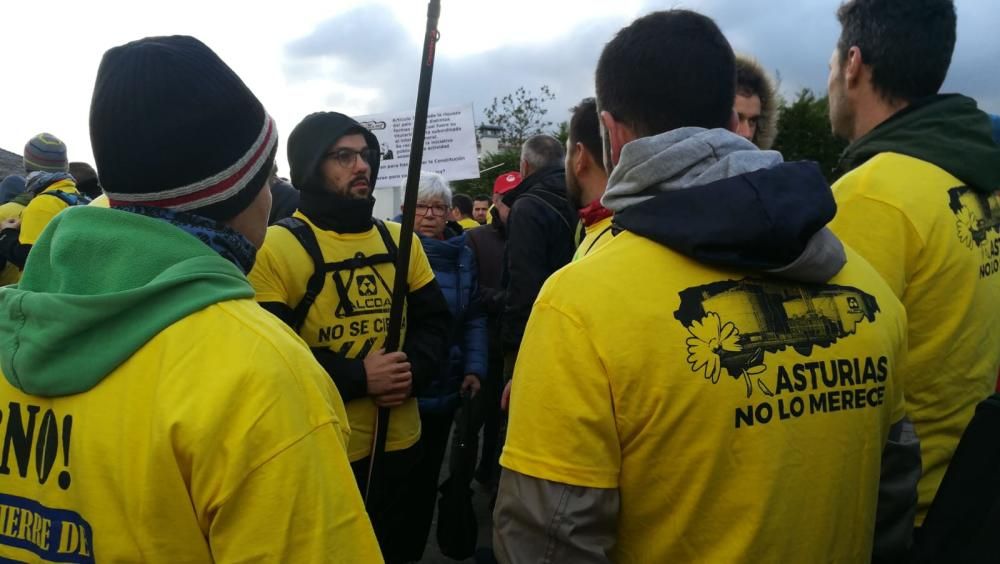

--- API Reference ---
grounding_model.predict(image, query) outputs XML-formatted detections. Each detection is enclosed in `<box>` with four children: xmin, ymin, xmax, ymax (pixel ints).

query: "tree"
<box><xmin>451</xmin><ymin>148</ymin><xmax>521</xmax><ymax>197</ymax></box>
<box><xmin>772</xmin><ymin>89</ymin><xmax>848</xmax><ymax>183</ymax></box>
<box><xmin>483</xmin><ymin>85</ymin><xmax>557</xmax><ymax>148</ymax></box>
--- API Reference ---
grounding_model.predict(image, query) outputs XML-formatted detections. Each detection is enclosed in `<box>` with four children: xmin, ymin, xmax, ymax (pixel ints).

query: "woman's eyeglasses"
<box><xmin>416</xmin><ymin>204</ymin><xmax>449</xmax><ymax>217</ymax></box>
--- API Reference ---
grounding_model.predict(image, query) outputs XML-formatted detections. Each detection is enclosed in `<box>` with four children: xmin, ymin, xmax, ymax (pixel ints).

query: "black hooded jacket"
<box><xmin>500</xmin><ymin>165</ymin><xmax>577</xmax><ymax>352</ymax></box>
<box><xmin>260</xmin><ymin>112</ymin><xmax>451</xmax><ymax>402</ymax></box>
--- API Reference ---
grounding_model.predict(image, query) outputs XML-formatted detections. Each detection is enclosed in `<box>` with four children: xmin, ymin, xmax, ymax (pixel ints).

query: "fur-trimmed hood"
<box><xmin>736</xmin><ymin>54</ymin><xmax>778</xmax><ymax>150</ymax></box>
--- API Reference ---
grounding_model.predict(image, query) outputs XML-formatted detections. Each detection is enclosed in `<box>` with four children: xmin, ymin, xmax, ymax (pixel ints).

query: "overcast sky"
<box><xmin>1</xmin><ymin>0</ymin><xmax>997</xmax><ymax>175</ymax></box>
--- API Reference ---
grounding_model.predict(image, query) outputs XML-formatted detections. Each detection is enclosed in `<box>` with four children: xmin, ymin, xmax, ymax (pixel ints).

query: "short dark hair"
<box><xmin>596</xmin><ymin>10</ymin><xmax>735</xmax><ymax>137</ymax></box>
<box><xmin>69</xmin><ymin>162</ymin><xmax>103</xmax><ymax>199</ymax></box>
<box><xmin>473</xmin><ymin>195</ymin><xmax>491</xmax><ymax>203</ymax></box>
<box><xmin>453</xmin><ymin>193</ymin><xmax>473</xmax><ymax>216</ymax></box>
<box><xmin>568</xmin><ymin>98</ymin><xmax>602</xmax><ymax>163</ymax></box>
<box><xmin>836</xmin><ymin>0</ymin><xmax>956</xmax><ymax>103</ymax></box>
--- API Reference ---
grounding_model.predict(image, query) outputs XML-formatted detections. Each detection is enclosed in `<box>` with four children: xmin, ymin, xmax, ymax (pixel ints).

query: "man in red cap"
<box><xmin>491</xmin><ymin>170</ymin><xmax>521</xmax><ymax>225</ymax></box>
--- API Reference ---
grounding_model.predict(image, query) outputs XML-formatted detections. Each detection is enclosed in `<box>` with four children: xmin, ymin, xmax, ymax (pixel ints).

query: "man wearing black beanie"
<box><xmin>249</xmin><ymin>111</ymin><xmax>451</xmax><ymax>562</ymax></box>
<box><xmin>0</xmin><ymin>36</ymin><xmax>380</xmax><ymax>562</ymax></box>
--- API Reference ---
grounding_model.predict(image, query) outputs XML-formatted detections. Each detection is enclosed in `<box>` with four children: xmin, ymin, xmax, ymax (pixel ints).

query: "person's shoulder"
<box><xmin>839</xmin><ymin>152</ymin><xmax>958</xmax><ymax>196</ymax></box>
<box><xmin>190</xmin><ymin>298</ymin><xmax>300</xmax><ymax>347</ymax></box>
<box><xmin>536</xmin><ymin>231</ymin><xmax>685</xmax><ymax>308</ymax></box>
<box><xmin>180</xmin><ymin>298</ymin><xmax>331</xmax><ymax>388</ymax></box>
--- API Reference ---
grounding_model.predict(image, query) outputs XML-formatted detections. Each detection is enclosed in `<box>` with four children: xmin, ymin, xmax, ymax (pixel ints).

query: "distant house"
<box><xmin>0</xmin><ymin>147</ymin><xmax>24</xmax><ymax>179</ymax></box>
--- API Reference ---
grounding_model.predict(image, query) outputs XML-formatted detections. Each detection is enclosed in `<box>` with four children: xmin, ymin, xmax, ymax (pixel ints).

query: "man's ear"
<box><xmin>572</xmin><ymin>142</ymin><xmax>588</xmax><ymax>177</ymax></box>
<box><xmin>844</xmin><ymin>45</ymin><xmax>864</xmax><ymax>88</ymax></box>
<box><xmin>600</xmin><ymin>111</ymin><xmax>635</xmax><ymax>169</ymax></box>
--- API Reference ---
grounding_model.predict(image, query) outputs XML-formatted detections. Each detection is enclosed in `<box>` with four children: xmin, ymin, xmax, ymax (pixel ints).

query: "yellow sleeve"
<box><xmin>501</xmin><ymin>300</ymin><xmax>621</xmax><ymax>489</ymax></box>
<box><xmin>19</xmin><ymin>195</ymin><xmax>68</xmax><ymax>245</ymax></box>
<box><xmin>829</xmin><ymin>175</ymin><xmax>923</xmax><ymax>299</ymax></box>
<box><xmin>247</xmin><ymin>228</ymin><xmax>295</xmax><ymax>305</ymax></box>
<box><xmin>407</xmin><ymin>235</ymin><xmax>436</xmax><ymax>291</ymax></box>
<box><xmin>208</xmin><ymin>422</ymin><xmax>382</xmax><ymax>563</ymax></box>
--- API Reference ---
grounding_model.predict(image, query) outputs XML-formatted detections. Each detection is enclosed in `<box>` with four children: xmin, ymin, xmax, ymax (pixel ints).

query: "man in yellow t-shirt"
<box><xmin>495</xmin><ymin>10</ymin><xmax>909</xmax><ymax>563</ymax></box>
<box><xmin>451</xmin><ymin>193</ymin><xmax>480</xmax><ymax>231</ymax></box>
<box><xmin>825</xmin><ymin>0</ymin><xmax>1000</xmax><ymax>549</ymax></box>
<box><xmin>248</xmin><ymin>111</ymin><xmax>450</xmax><ymax>562</ymax></box>
<box><xmin>566</xmin><ymin>97</ymin><xmax>614</xmax><ymax>262</ymax></box>
<box><xmin>0</xmin><ymin>35</ymin><xmax>379</xmax><ymax>563</ymax></box>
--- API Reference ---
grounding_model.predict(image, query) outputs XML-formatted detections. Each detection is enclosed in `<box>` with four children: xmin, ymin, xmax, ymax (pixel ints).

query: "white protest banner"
<box><xmin>354</xmin><ymin>103</ymin><xmax>480</xmax><ymax>186</ymax></box>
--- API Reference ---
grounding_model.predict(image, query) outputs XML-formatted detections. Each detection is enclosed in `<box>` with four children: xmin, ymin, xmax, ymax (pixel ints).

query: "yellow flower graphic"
<box><xmin>956</xmin><ymin>206</ymin><xmax>977</xmax><ymax>249</ymax></box>
<box><xmin>686</xmin><ymin>312</ymin><xmax>741</xmax><ymax>383</ymax></box>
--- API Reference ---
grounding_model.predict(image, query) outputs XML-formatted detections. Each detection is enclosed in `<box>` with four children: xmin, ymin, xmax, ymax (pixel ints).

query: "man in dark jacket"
<box><xmin>248</xmin><ymin>111</ymin><xmax>451</xmax><ymax>563</ymax></box>
<box><xmin>466</xmin><ymin>172</ymin><xmax>517</xmax><ymax>485</ymax></box>
<box><xmin>500</xmin><ymin>135</ymin><xmax>576</xmax><ymax>378</ymax></box>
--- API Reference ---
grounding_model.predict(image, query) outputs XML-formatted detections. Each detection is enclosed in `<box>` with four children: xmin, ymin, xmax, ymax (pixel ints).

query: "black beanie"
<box><xmin>90</xmin><ymin>35</ymin><xmax>277</xmax><ymax>221</ymax></box>
<box><xmin>287</xmin><ymin>112</ymin><xmax>381</xmax><ymax>193</ymax></box>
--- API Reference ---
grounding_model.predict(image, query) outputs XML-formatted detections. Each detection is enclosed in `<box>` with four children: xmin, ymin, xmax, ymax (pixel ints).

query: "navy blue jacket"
<box><xmin>418</xmin><ymin>230</ymin><xmax>488</xmax><ymax>413</ymax></box>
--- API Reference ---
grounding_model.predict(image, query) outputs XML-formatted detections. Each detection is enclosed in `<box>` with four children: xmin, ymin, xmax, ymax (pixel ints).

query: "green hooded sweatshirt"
<box><xmin>839</xmin><ymin>94</ymin><xmax>1000</xmax><ymax>194</ymax></box>
<box><xmin>0</xmin><ymin>206</ymin><xmax>254</xmax><ymax>397</ymax></box>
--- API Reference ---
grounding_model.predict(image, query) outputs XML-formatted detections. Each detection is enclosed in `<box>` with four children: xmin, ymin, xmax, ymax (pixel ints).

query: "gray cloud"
<box><xmin>284</xmin><ymin>1</ymin><xmax>1000</xmax><ymax>131</ymax></box>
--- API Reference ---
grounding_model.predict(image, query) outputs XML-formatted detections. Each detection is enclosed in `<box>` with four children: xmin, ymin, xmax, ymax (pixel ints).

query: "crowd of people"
<box><xmin>0</xmin><ymin>0</ymin><xmax>999</xmax><ymax>562</ymax></box>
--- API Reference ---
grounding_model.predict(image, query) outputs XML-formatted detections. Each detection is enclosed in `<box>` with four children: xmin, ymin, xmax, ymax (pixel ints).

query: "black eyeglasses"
<box><xmin>325</xmin><ymin>147</ymin><xmax>373</xmax><ymax>168</ymax></box>
<box><xmin>416</xmin><ymin>204</ymin><xmax>449</xmax><ymax>217</ymax></box>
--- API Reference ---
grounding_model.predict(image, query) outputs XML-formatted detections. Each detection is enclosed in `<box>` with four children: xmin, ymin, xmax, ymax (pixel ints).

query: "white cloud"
<box><xmin>1</xmin><ymin>0</ymin><xmax>996</xmax><ymax>180</ymax></box>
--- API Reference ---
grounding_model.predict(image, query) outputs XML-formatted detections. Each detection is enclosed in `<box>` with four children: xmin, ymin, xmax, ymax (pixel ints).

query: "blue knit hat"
<box><xmin>0</xmin><ymin>175</ymin><xmax>26</xmax><ymax>204</ymax></box>
<box><xmin>23</xmin><ymin>133</ymin><xmax>69</xmax><ymax>173</ymax></box>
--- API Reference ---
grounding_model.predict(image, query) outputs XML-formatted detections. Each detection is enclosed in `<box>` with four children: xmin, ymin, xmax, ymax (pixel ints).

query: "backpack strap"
<box><xmin>373</xmin><ymin>219</ymin><xmax>399</xmax><ymax>261</ymax></box>
<box><xmin>520</xmin><ymin>192</ymin><xmax>574</xmax><ymax>232</ymax></box>
<box><xmin>39</xmin><ymin>191</ymin><xmax>90</xmax><ymax>207</ymax></box>
<box><xmin>275</xmin><ymin>217</ymin><xmax>402</xmax><ymax>333</ymax></box>
<box><xmin>275</xmin><ymin>217</ymin><xmax>326</xmax><ymax>332</ymax></box>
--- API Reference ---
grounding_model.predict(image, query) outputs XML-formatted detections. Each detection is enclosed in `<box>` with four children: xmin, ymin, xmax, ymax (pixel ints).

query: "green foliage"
<box><xmin>554</xmin><ymin>121</ymin><xmax>569</xmax><ymax>145</ymax></box>
<box><xmin>451</xmin><ymin>148</ymin><xmax>521</xmax><ymax>197</ymax></box>
<box><xmin>483</xmin><ymin>85</ymin><xmax>557</xmax><ymax>148</ymax></box>
<box><xmin>772</xmin><ymin>89</ymin><xmax>848</xmax><ymax>183</ymax></box>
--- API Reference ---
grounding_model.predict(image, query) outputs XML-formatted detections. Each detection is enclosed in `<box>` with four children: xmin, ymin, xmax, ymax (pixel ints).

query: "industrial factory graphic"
<box><xmin>949</xmin><ymin>186</ymin><xmax>1000</xmax><ymax>249</ymax></box>
<box><xmin>674</xmin><ymin>278</ymin><xmax>881</xmax><ymax>398</ymax></box>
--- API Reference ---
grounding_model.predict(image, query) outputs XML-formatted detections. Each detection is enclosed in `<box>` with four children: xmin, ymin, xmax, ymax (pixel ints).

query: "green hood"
<box><xmin>840</xmin><ymin>94</ymin><xmax>1000</xmax><ymax>194</ymax></box>
<box><xmin>1</xmin><ymin>206</ymin><xmax>254</xmax><ymax>397</ymax></box>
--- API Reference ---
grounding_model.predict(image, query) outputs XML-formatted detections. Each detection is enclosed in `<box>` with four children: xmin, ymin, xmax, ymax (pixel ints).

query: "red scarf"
<box><xmin>579</xmin><ymin>199</ymin><xmax>613</xmax><ymax>227</ymax></box>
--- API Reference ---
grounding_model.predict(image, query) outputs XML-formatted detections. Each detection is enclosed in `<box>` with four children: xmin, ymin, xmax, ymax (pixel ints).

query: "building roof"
<box><xmin>0</xmin><ymin>147</ymin><xmax>24</xmax><ymax>180</ymax></box>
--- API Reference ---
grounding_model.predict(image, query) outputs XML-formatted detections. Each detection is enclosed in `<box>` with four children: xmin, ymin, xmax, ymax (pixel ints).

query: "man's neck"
<box><xmin>852</xmin><ymin>95</ymin><xmax>909</xmax><ymax>142</ymax></box>
<box><xmin>582</xmin><ymin>175</ymin><xmax>610</xmax><ymax>209</ymax></box>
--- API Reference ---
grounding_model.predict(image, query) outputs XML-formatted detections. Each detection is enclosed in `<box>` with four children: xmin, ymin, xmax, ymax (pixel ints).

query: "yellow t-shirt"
<box><xmin>830</xmin><ymin>152</ymin><xmax>1000</xmax><ymax>523</ymax></box>
<box><xmin>249</xmin><ymin>211</ymin><xmax>436</xmax><ymax>461</ymax></box>
<box><xmin>87</xmin><ymin>194</ymin><xmax>109</xmax><ymax>208</ymax></box>
<box><xmin>458</xmin><ymin>217</ymin><xmax>480</xmax><ymax>231</ymax></box>
<box><xmin>0</xmin><ymin>298</ymin><xmax>381</xmax><ymax>563</ymax></box>
<box><xmin>573</xmin><ymin>215</ymin><xmax>614</xmax><ymax>261</ymax></box>
<box><xmin>20</xmin><ymin>180</ymin><xmax>81</xmax><ymax>245</ymax></box>
<box><xmin>502</xmin><ymin>231</ymin><xmax>907</xmax><ymax>563</ymax></box>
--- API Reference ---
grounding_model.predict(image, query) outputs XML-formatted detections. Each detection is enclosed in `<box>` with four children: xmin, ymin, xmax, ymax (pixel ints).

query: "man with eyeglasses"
<box><xmin>248</xmin><ymin>111</ymin><xmax>451</xmax><ymax>563</ymax></box>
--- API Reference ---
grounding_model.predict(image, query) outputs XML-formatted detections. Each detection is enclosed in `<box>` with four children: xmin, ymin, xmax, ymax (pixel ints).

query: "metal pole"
<box><xmin>365</xmin><ymin>0</ymin><xmax>442</xmax><ymax>506</ymax></box>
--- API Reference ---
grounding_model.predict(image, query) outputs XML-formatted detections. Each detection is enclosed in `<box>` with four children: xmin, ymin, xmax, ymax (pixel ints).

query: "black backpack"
<box><xmin>910</xmin><ymin>393</ymin><xmax>1000</xmax><ymax>564</ymax></box>
<box><xmin>274</xmin><ymin>217</ymin><xmax>399</xmax><ymax>333</ymax></box>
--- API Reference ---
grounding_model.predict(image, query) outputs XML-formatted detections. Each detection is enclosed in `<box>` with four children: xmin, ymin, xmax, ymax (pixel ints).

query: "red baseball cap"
<box><xmin>493</xmin><ymin>171</ymin><xmax>522</xmax><ymax>195</ymax></box>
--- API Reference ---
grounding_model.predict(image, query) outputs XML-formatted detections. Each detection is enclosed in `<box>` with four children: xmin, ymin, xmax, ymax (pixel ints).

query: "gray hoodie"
<box><xmin>604</xmin><ymin>128</ymin><xmax>845</xmax><ymax>283</ymax></box>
